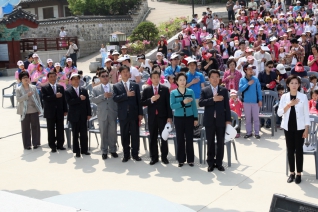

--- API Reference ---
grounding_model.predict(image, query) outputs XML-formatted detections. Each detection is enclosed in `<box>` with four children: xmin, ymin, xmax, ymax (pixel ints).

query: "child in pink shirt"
<box><xmin>168</xmin><ymin>75</ymin><xmax>178</xmax><ymax>92</ymax></box>
<box><xmin>309</xmin><ymin>90</ymin><xmax>318</xmax><ymax>115</ymax></box>
<box><xmin>229</xmin><ymin>90</ymin><xmax>243</xmax><ymax>138</ymax></box>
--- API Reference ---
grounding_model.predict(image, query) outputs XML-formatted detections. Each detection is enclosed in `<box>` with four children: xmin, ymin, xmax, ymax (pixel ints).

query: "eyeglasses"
<box><xmin>100</xmin><ymin>75</ymin><xmax>109</xmax><ymax>78</ymax></box>
<box><xmin>268</xmin><ymin>66</ymin><xmax>274</xmax><ymax>68</ymax></box>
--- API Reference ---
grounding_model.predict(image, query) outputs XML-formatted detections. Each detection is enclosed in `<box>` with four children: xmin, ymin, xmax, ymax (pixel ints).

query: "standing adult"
<box><xmin>226</xmin><ymin>0</ymin><xmax>235</xmax><ymax>21</ymax></box>
<box><xmin>199</xmin><ymin>70</ymin><xmax>231</xmax><ymax>172</ymax></box>
<box><xmin>186</xmin><ymin>59</ymin><xmax>205</xmax><ymax>107</ymax></box>
<box><xmin>254</xmin><ymin>45</ymin><xmax>272</xmax><ymax>75</ymax></box>
<box><xmin>24</xmin><ymin>53</ymin><xmax>33</xmax><ymax>70</ymax></box>
<box><xmin>248</xmin><ymin>0</ymin><xmax>257</xmax><ymax>10</ymax></box>
<box><xmin>222</xmin><ymin>59</ymin><xmax>242</xmax><ymax>91</ymax></box>
<box><xmin>91</xmin><ymin>70</ymin><xmax>118</xmax><ymax>160</ymax></box>
<box><xmin>141</xmin><ymin>70</ymin><xmax>173</xmax><ymax>165</ymax></box>
<box><xmin>308</xmin><ymin>45</ymin><xmax>318</xmax><ymax>72</ymax></box>
<box><xmin>289</xmin><ymin>38</ymin><xmax>305</xmax><ymax>67</ymax></box>
<box><xmin>164</xmin><ymin>53</ymin><xmax>181</xmax><ymax>77</ymax></box>
<box><xmin>277</xmin><ymin>75</ymin><xmax>310</xmax><ymax>184</ymax></box>
<box><xmin>239</xmin><ymin>64</ymin><xmax>263</xmax><ymax>139</ymax></box>
<box><xmin>65</xmin><ymin>73</ymin><xmax>91</xmax><ymax>157</ymax></box>
<box><xmin>59</xmin><ymin>27</ymin><xmax>67</xmax><ymax>49</ymax></box>
<box><xmin>16</xmin><ymin>71</ymin><xmax>42</xmax><ymax>150</ymax></box>
<box><xmin>113</xmin><ymin>65</ymin><xmax>143</xmax><ymax>162</ymax></box>
<box><xmin>65</xmin><ymin>40</ymin><xmax>78</xmax><ymax>67</ymax></box>
<box><xmin>119</xmin><ymin>45</ymin><xmax>128</xmax><ymax>58</ymax></box>
<box><xmin>170</xmin><ymin>73</ymin><xmax>198</xmax><ymax>167</ymax></box>
<box><xmin>117</xmin><ymin>55</ymin><xmax>141</xmax><ymax>84</ymax></box>
<box><xmin>41</xmin><ymin>72</ymin><xmax>68</xmax><ymax>152</ymax></box>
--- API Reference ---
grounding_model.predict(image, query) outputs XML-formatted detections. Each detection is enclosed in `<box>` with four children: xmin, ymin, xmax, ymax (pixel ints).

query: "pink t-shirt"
<box><xmin>56</xmin><ymin>71</ymin><xmax>68</xmax><ymax>89</ymax></box>
<box><xmin>31</xmin><ymin>70</ymin><xmax>46</xmax><ymax>83</ymax></box>
<box><xmin>169</xmin><ymin>83</ymin><xmax>178</xmax><ymax>92</ymax></box>
<box><xmin>308</xmin><ymin>55</ymin><xmax>318</xmax><ymax>72</ymax></box>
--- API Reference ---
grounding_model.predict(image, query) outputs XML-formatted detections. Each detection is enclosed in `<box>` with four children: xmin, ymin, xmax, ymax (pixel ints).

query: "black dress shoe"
<box><xmin>122</xmin><ymin>157</ymin><xmax>130</xmax><ymax>162</ymax></box>
<box><xmin>51</xmin><ymin>149</ymin><xmax>57</xmax><ymax>153</ymax></box>
<box><xmin>208</xmin><ymin>166</ymin><xmax>214</xmax><ymax>172</ymax></box>
<box><xmin>188</xmin><ymin>163</ymin><xmax>194</xmax><ymax>167</ymax></box>
<box><xmin>216</xmin><ymin>165</ymin><xmax>225</xmax><ymax>171</ymax></box>
<box><xmin>81</xmin><ymin>152</ymin><xmax>91</xmax><ymax>155</ymax></box>
<box><xmin>25</xmin><ymin>147</ymin><xmax>32</xmax><ymax>150</ymax></box>
<box><xmin>149</xmin><ymin>159</ymin><xmax>159</xmax><ymax>165</ymax></box>
<box><xmin>57</xmin><ymin>147</ymin><xmax>66</xmax><ymax>150</ymax></box>
<box><xmin>287</xmin><ymin>174</ymin><xmax>295</xmax><ymax>183</ymax></box>
<box><xmin>295</xmin><ymin>175</ymin><xmax>301</xmax><ymax>184</ymax></box>
<box><xmin>244</xmin><ymin>134</ymin><xmax>253</xmax><ymax>139</ymax></box>
<box><xmin>132</xmin><ymin>156</ymin><xmax>142</xmax><ymax>161</ymax></box>
<box><xmin>162</xmin><ymin>158</ymin><xmax>169</xmax><ymax>164</ymax></box>
<box><xmin>255</xmin><ymin>135</ymin><xmax>261</xmax><ymax>139</ymax></box>
<box><xmin>111</xmin><ymin>152</ymin><xmax>118</xmax><ymax>158</ymax></box>
<box><xmin>265</xmin><ymin>125</ymin><xmax>271</xmax><ymax>129</ymax></box>
<box><xmin>76</xmin><ymin>153</ymin><xmax>81</xmax><ymax>158</ymax></box>
<box><xmin>102</xmin><ymin>154</ymin><xmax>108</xmax><ymax>160</ymax></box>
<box><xmin>178</xmin><ymin>163</ymin><xmax>184</xmax><ymax>167</ymax></box>
<box><xmin>33</xmin><ymin>146</ymin><xmax>38</xmax><ymax>149</ymax></box>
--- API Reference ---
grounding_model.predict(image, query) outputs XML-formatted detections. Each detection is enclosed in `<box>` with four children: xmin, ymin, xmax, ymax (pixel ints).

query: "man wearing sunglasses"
<box><xmin>91</xmin><ymin>69</ymin><xmax>118</xmax><ymax>160</ymax></box>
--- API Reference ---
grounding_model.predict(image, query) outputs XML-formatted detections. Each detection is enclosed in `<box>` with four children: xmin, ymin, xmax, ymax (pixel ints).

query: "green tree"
<box><xmin>129</xmin><ymin>22</ymin><xmax>159</xmax><ymax>43</ymax></box>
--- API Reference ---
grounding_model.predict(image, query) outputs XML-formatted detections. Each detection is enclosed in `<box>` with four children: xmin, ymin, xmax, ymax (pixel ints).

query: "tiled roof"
<box><xmin>21</xmin><ymin>0</ymin><xmax>49</xmax><ymax>2</ymax></box>
<box><xmin>0</xmin><ymin>8</ymin><xmax>38</xmax><ymax>25</ymax></box>
<box><xmin>38</xmin><ymin>15</ymin><xmax>133</xmax><ymax>25</ymax></box>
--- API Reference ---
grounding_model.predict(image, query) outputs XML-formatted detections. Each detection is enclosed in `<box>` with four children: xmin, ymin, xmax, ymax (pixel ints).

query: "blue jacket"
<box><xmin>170</xmin><ymin>88</ymin><xmax>198</xmax><ymax>120</ymax></box>
<box><xmin>239</xmin><ymin>76</ymin><xmax>262</xmax><ymax>103</ymax></box>
<box><xmin>164</xmin><ymin>65</ymin><xmax>181</xmax><ymax>77</ymax></box>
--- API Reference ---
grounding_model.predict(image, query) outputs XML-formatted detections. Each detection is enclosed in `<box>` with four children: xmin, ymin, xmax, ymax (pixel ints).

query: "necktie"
<box><xmin>104</xmin><ymin>85</ymin><xmax>108</xmax><ymax>93</ymax></box>
<box><xmin>213</xmin><ymin>87</ymin><xmax>217</xmax><ymax>118</ymax></box>
<box><xmin>76</xmin><ymin>88</ymin><xmax>79</xmax><ymax>97</ymax></box>
<box><xmin>53</xmin><ymin>85</ymin><xmax>56</xmax><ymax>94</ymax></box>
<box><xmin>154</xmin><ymin>87</ymin><xmax>158</xmax><ymax>115</ymax></box>
<box><xmin>124</xmin><ymin>82</ymin><xmax>128</xmax><ymax>92</ymax></box>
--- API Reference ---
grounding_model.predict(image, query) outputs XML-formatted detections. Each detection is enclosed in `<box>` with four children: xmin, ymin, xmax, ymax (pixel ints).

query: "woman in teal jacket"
<box><xmin>170</xmin><ymin>72</ymin><xmax>198</xmax><ymax>167</ymax></box>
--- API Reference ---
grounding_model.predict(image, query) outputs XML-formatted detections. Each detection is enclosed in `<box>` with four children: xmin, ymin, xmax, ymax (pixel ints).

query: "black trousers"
<box><xmin>70</xmin><ymin>53</ymin><xmax>77</xmax><ymax>67</ymax></box>
<box><xmin>284</xmin><ymin>129</ymin><xmax>305</xmax><ymax>173</ymax></box>
<box><xmin>174</xmin><ymin>116</ymin><xmax>194</xmax><ymax>163</ymax></box>
<box><xmin>119</xmin><ymin>113</ymin><xmax>140</xmax><ymax>158</ymax></box>
<box><xmin>70</xmin><ymin>118</ymin><xmax>88</xmax><ymax>154</ymax></box>
<box><xmin>233</xmin><ymin>119</ymin><xmax>242</xmax><ymax>133</ymax></box>
<box><xmin>228</xmin><ymin>10</ymin><xmax>235</xmax><ymax>21</ymax></box>
<box><xmin>46</xmin><ymin>116</ymin><xmax>64</xmax><ymax>150</ymax></box>
<box><xmin>206</xmin><ymin>119</ymin><xmax>225</xmax><ymax>167</ymax></box>
<box><xmin>148</xmin><ymin>115</ymin><xmax>168</xmax><ymax>160</ymax></box>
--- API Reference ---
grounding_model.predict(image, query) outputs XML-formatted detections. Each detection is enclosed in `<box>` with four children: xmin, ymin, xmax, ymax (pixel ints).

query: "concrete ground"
<box><xmin>146</xmin><ymin>1</ymin><xmax>227</xmax><ymax>25</ymax></box>
<box><xmin>0</xmin><ymin>52</ymin><xmax>318</xmax><ymax>211</ymax></box>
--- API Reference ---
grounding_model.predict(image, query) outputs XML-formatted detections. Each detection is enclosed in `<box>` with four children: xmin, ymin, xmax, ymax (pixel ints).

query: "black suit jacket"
<box><xmin>113</xmin><ymin>81</ymin><xmax>143</xmax><ymax>121</ymax></box>
<box><xmin>141</xmin><ymin>84</ymin><xmax>172</xmax><ymax>122</ymax></box>
<box><xmin>41</xmin><ymin>84</ymin><xmax>68</xmax><ymax>119</ymax></box>
<box><xmin>199</xmin><ymin>85</ymin><xmax>231</xmax><ymax>127</ymax></box>
<box><xmin>65</xmin><ymin>87</ymin><xmax>91</xmax><ymax>122</ymax></box>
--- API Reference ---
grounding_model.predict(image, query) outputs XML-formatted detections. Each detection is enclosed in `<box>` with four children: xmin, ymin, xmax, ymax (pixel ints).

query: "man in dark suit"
<box><xmin>65</xmin><ymin>73</ymin><xmax>92</xmax><ymax>157</ymax></box>
<box><xmin>199</xmin><ymin>70</ymin><xmax>231</xmax><ymax>172</ymax></box>
<box><xmin>41</xmin><ymin>72</ymin><xmax>68</xmax><ymax>152</ymax></box>
<box><xmin>113</xmin><ymin>65</ymin><xmax>143</xmax><ymax>162</ymax></box>
<box><xmin>141</xmin><ymin>70</ymin><xmax>173</xmax><ymax>165</ymax></box>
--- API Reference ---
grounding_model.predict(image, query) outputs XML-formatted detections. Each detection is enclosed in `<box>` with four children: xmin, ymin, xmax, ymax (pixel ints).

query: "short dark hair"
<box><xmin>290</xmin><ymin>38</ymin><xmax>299</xmax><ymax>44</ymax></box>
<box><xmin>226</xmin><ymin>59</ymin><xmax>236</xmax><ymax>67</ymax></box>
<box><xmin>265</xmin><ymin>60</ymin><xmax>274</xmax><ymax>66</ymax></box>
<box><xmin>28</xmin><ymin>53</ymin><xmax>33</xmax><ymax>59</ymax></box>
<box><xmin>239</xmin><ymin>40</ymin><xmax>246</xmax><ymax>46</ymax></box>
<box><xmin>180</xmin><ymin>67</ymin><xmax>189</xmax><ymax>73</ymax></box>
<box><xmin>119</xmin><ymin>65</ymin><xmax>130</xmax><ymax>73</ymax></box>
<box><xmin>19</xmin><ymin>71</ymin><xmax>29</xmax><ymax>81</ymax></box>
<box><xmin>276</xmin><ymin>84</ymin><xmax>285</xmax><ymax>91</ymax></box>
<box><xmin>47</xmin><ymin>72</ymin><xmax>56</xmax><ymax>78</ymax></box>
<box><xmin>78</xmin><ymin>70</ymin><xmax>83</xmax><ymax>75</ymax></box>
<box><xmin>286</xmin><ymin>75</ymin><xmax>301</xmax><ymax>92</ymax></box>
<box><xmin>175</xmin><ymin>72</ymin><xmax>187</xmax><ymax>83</ymax></box>
<box><xmin>152</xmin><ymin>64</ymin><xmax>162</xmax><ymax>72</ymax></box>
<box><xmin>150</xmin><ymin>70</ymin><xmax>161</xmax><ymax>78</ymax></box>
<box><xmin>208</xmin><ymin>69</ymin><xmax>220</xmax><ymax>78</ymax></box>
<box><xmin>310</xmin><ymin>75</ymin><xmax>318</xmax><ymax>81</ymax></box>
<box><xmin>98</xmin><ymin>69</ymin><xmax>108</xmax><ymax>77</ymax></box>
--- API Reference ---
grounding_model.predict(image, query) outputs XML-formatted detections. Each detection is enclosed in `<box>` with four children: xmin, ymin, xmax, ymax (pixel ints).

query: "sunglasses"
<box><xmin>100</xmin><ymin>75</ymin><xmax>109</xmax><ymax>78</ymax></box>
<box><xmin>268</xmin><ymin>66</ymin><xmax>274</xmax><ymax>68</ymax></box>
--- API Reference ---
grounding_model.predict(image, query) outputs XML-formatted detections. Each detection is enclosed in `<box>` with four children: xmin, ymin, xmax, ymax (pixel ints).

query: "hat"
<box><xmin>259</xmin><ymin>19</ymin><xmax>264</xmax><ymax>22</ymax></box>
<box><xmin>17</xmin><ymin>60</ymin><xmax>24</xmax><ymax>66</ymax></box>
<box><xmin>202</xmin><ymin>52</ymin><xmax>212</xmax><ymax>60</ymax></box>
<box><xmin>287</xmin><ymin>28</ymin><xmax>292</xmax><ymax>32</ymax></box>
<box><xmin>230</xmin><ymin>89</ymin><xmax>237</xmax><ymax>96</ymax></box>
<box><xmin>156</xmin><ymin>52</ymin><xmax>163</xmax><ymax>57</ymax></box>
<box><xmin>243</xmin><ymin>63</ymin><xmax>255</xmax><ymax>71</ymax></box>
<box><xmin>276</xmin><ymin>64</ymin><xmax>286</xmax><ymax>74</ymax></box>
<box><xmin>301</xmin><ymin>32</ymin><xmax>306</xmax><ymax>36</ymax></box>
<box><xmin>54</xmin><ymin>62</ymin><xmax>61</xmax><ymax>67</ymax></box>
<box><xmin>190</xmin><ymin>34</ymin><xmax>196</xmax><ymax>40</ymax></box>
<box><xmin>104</xmin><ymin>58</ymin><xmax>112</xmax><ymax>63</ymax></box>
<box><xmin>66</xmin><ymin>58</ymin><xmax>72</xmax><ymax>62</ymax></box>
<box><xmin>296</xmin><ymin>0</ymin><xmax>301</xmax><ymax>3</ymax></box>
<box><xmin>245</xmin><ymin>48</ymin><xmax>254</xmax><ymax>53</ymax></box>
<box><xmin>235</xmin><ymin>20</ymin><xmax>239</xmax><ymax>23</ymax></box>
<box><xmin>283</xmin><ymin>33</ymin><xmax>288</xmax><ymax>37</ymax></box>
<box><xmin>306</xmin><ymin>30</ymin><xmax>311</xmax><ymax>33</ymax></box>
<box><xmin>225</xmin><ymin>123</ymin><xmax>237</xmax><ymax>142</ymax></box>
<box><xmin>170</xmin><ymin>53</ymin><xmax>179</xmax><ymax>60</ymax></box>
<box><xmin>137</xmin><ymin>54</ymin><xmax>145</xmax><ymax>60</ymax></box>
<box><xmin>121</xmin><ymin>45</ymin><xmax>128</xmax><ymax>49</ymax></box>
<box><xmin>160</xmin><ymin>35</ymin><xmax>165</xmax><ymax>38</ymax></box>
<box><xmin>187</xmin><ymin>58</ymin><xmax>197</xmax><ymax>65</ymax></box>
<box><xmin>250</xmin><ymin>24</ymin><xmax>255</xmax><ymax>28</ymax></box>
<box><xmin>229</xmin><ymin>41</ymin><xmax>234</xmax><ymax>47</ymax></box>
<box><xmin>70</xmin><ymin>73</ymin><xmax>80</xmax><ymax>79</ymax></box>
<box><xmin>295</xmin><ymin>62</ymin><xmax>304</xmax><ymax>72</ymax></box>
<box><xmin>47</xmin><ymin>59</ymin><xmax>53</xmax><ymax>63</ymax></box>
<box><xmin>117</xmin><ymin>54</ymin><xmax>130</xmax><ymax>62</ymax></box>
<box><xmin>206</xmin><ymin>34</ymin><xmax>213</xmax><ymax>40</ymax></box>
<box><xmin>247</xmin><ymin>55</ymin><xmax>255</xmax><ymax>61</ymax></box>
<box><xmin>32</xmin><ymin>53</ymin><xmax>39</xmax><ymax>58</ymax></box>
<box><xmin>261</xmin><ymin>44</ymin><xmax>270</xmax><ymax>51</ymax></box>
<box><xmin>242</xmin><ymin>23</ymin><xmax>246</xmax><ymax>26</ymax></box>
<box><xmin>259</xmin><ymin>27</ymin><xmax>264</xmax><ymax>31</ymax></box>
<box><xmin>269</xmin><ymin>37</ymin><xmax>277</xmax><ymax>42</ymax></box>
<box><xmin>112</xmin><ymin>50</ymin><xmax>120</xmax><ymax>55</ymax></box>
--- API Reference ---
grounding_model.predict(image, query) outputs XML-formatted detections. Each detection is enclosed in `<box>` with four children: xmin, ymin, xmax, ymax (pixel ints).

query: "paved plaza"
<box><xmin>0</xmin><ymin>52</ymin><xmax>317</xmax><ymax>211</ymax></box>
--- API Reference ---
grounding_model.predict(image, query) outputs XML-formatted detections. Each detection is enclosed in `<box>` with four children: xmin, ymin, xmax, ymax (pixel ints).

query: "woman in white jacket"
<box><xmin>277</xmin><ymin>75</ymin><xmax>310</xmax><ymax>184</ymax></box>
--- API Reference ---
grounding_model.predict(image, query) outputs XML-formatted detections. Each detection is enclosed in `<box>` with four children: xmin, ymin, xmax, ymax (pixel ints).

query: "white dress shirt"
<box><xmin>103</xmin><ymin>83</ymin><xmax>109</xmax><ymax>93</ymax></box>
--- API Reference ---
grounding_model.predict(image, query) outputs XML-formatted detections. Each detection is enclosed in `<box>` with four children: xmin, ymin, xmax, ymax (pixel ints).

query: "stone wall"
<box><xmin>20</xmin><ymin>0</ymin><xmax>149</xmax><ymax>58</ymax></box>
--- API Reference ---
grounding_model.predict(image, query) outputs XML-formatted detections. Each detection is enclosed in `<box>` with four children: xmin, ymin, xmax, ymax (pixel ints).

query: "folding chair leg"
<box><xmin>315</xmin><ymin>154</ymin><xmax>318</xmax><ymax>179</ymax></box>
<box><xmin>232</xmin><ymin>141</ymin><xmax>238</xmax><ymax>160</ymax></box>
<box><xmin>10</xmin><ymin>96</ymin><xmax>14</xmax><ymax>107</ymax></box>
<box><xmin>173</xmin><ymin>138</ymin><xmax>178</xmax><ymax>160</ymax></box>
<box><xmin>198</xmin><ymin>141</ymin><xmax>202</xmax><ymax>164</ymax></box>
<box><xmin>204</xmin><ymin>141</ymin><xmax>206</xmax><ymax>164</ymax></box>
<box><xmin>89</xmin><ymin>132</ymin><xmax>91</xmax><ymax>151</ymax></box>
<box><xmin>94</xmin><ymin>133</ymin><xmax>99</xmax><ymax>146</ymax></box>
<box><xmin>226</xmin><ymin>142</ymin><xmax>231</xmax><ymax>167</ymax></box>
<box><xmin>286</xmin><ymin>152</ymin><xmax>289</xmax><ymax>176</ymax></box>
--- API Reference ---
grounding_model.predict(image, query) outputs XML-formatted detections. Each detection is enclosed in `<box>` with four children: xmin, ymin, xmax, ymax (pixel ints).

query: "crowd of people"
<box><xmin>12</xmin><ymin>0</ymin><xmax>318</xmax><ymax>184</ymax></box>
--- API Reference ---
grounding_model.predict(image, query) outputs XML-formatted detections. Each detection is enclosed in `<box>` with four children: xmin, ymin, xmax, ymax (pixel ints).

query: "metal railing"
<box><xmin>20</xmin><ymin>37</ymin><xmax>78</xmax><ymax>52</ymax></box>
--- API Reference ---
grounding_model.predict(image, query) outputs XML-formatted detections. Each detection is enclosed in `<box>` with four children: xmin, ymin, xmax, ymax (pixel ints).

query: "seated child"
<box><xmin>229</xmin><ymin>90</ymin><xmax>243</xmax><ymax>138</ymax></box>
<box><xmin>309</xmin><ymin>90</ymin><xmax>318</xmax><ymax>115</ymax></box>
